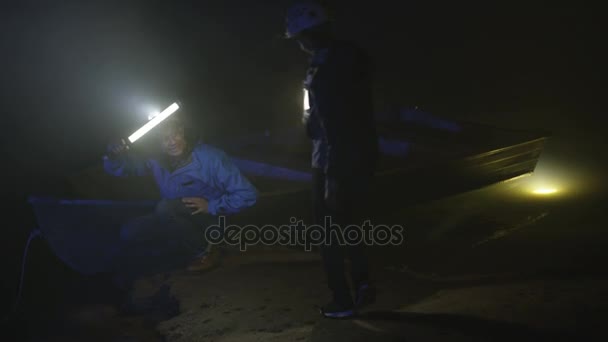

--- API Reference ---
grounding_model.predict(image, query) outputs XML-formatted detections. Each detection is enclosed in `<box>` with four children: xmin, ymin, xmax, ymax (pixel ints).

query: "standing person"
<box><xmin>285</xmin><ymin>1</ymin><xmax>378</xmax><ymax>318</ymax></box>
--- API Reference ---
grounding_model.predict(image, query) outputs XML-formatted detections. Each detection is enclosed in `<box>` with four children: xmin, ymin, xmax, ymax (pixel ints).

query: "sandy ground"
<box><xmin>153</xmin><ymin>181</ymin><xmax>607</xmax><ymax>342</ymax></box>
<box><xmin>145</xmin><ymin>248</ymin><xmax>606</xmax><ymax>342</ymax></box>
<box><xmin>10</xmin><ymin>179</ymin><xmax>608</xmax><ymax>341</ymax></box>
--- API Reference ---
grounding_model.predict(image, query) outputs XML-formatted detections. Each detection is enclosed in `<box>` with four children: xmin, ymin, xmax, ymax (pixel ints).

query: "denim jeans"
<box><xmin>111</xmin><ymin>199</ymin><xmax>215</xmax><ymax>283</ymax></box>
<box><xmin>312</xmin><ymin>168</ymin><xmax>372</xmax><ymax>306</ymax></box>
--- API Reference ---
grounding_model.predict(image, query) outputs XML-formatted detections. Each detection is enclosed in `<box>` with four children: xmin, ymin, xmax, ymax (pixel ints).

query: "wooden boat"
<box><xmin>27</xmin><ymin>111</ymin><xmax>549</xmax><ymax>274</ymax></box>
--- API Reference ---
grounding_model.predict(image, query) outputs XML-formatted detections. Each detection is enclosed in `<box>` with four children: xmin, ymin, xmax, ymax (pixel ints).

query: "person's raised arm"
<box><xmin>103</xmin><ymin>139</ymin><xmax>149</xmax><ymax>177</ymax></box>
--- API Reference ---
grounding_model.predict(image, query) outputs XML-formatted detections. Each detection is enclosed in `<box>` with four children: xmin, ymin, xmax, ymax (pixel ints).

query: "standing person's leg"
<box><xmin>343</xmin><ymin>172</ymin><xmax>376</xmax><ymax>307</ymax></box>
<box><xmin>312</xmin><ymin>168</ymin><xmax>326</xmax><ymax>227</ymax></box>
<box><xmin>316</xmin><ymin>169</ymin><xmax>357</xmax><ymax>317</ymax></box>
<box><xmin>320</xmin><ymin>238</ymin><xmax>352</xmax><ymax>308</ymax></box>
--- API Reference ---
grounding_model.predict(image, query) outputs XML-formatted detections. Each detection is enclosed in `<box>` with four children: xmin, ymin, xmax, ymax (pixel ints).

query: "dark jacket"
<box><xmin>304</xmin><ymin>40</ymin><xmax>378</xmax><ymax>178</ymax></box>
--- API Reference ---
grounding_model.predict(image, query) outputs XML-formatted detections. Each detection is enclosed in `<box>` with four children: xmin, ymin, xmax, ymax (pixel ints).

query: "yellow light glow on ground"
<box><xmin>501</xmin><ymin>172</ymin><xmax>566</xmax><ymax>198</ymax></box>
<box><xmin>531</xmin><ymin>188</ymin><xmax>558</xmax><ymax>195</ymax></box>
<box><xmin>499</xmin><ymin>152</ymin><xmax>594</xmax><ymax>199</ymax></box>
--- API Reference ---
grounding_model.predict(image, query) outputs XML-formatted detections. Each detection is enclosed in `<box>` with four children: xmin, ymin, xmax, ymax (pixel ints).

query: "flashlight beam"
<box><xmin>128</xmin><ymin>102</ymin><xmax>179</xmax><ymax>143</ymax></box>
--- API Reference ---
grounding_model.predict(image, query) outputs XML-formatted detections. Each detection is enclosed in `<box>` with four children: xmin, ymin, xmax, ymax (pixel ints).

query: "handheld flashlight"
<box><xmin>128</xmin><ymin>102</ymin><xmax>180</xmax><ymax>143</ymax></box>
<box><xmin>103</xmin><ymin>101</ymin><xmax>180</xmax><ymax>159</ymax></box>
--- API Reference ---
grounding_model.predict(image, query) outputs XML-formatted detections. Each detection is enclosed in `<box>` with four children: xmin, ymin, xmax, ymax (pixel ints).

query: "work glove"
<box><xmin>106</xmin><ymin>138</ymin><xmax>129</xmax><ymax>159</ymax></box>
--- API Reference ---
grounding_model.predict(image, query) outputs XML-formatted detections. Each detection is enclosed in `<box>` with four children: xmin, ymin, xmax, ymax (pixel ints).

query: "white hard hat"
<box><xmin>285</xmin><ymin>2</ymin><xmax>330</xmax><ymax>39</ymax></box>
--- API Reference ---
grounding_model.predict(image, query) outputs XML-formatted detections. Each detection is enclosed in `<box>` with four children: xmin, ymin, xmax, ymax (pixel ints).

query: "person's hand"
<box><xmin>182</xmin><ymin>197</ymin><xmax>209</xmax><ymax>215</ymax></box>
<box><xmin>107</xmin><ymin>138</ymin><xmax>129</xmax><ymax>158</ymax></box>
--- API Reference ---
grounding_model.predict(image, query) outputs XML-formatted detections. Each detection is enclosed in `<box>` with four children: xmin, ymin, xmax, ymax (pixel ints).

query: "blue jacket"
<box><xmin>103</xmin><ymin>143</ymin><xmax>258</xmax><ymax>216</ymax></box>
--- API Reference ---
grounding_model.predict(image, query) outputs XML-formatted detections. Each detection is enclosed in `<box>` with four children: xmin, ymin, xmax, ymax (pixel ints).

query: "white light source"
<box><xmin>128</xmin><ymin>102</ymin><xmax>179</xmax><ymax>143</ymax></box>
<box><xmin>148</xmin><ymin>111</ymin><xmax>161</xmax><ymax>120</ymax></box>
<box><xmin>303</xmin><ymin>88</ymin><xmax>310</xmax><ymax>112</ymax></box>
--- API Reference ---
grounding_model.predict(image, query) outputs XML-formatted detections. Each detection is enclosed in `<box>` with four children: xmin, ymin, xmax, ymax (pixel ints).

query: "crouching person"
<box><xmin>104</xmin><ymin>116</ymin><xmax>258</xmax><ymax>292</ymax></box>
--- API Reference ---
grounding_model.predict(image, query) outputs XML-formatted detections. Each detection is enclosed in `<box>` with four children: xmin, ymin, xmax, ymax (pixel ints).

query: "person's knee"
<box><xmin>155</xmin><ymin>198</ymin><xmax>192</xmax><ymax>217</ymax></box>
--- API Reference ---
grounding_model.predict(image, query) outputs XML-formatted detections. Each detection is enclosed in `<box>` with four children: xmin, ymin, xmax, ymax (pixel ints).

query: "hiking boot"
<box><xmin>187</xmin><ymin>246</ymin><xmax>221</xmax><ymax>272</ymax></box>
<box><xmin>319</xmin><ymin>300</ymin><xmax>355</xmax><ymax>319</ymax></box>
<box><xmin>355</xmin><ymin>282</ymin><xmax>376</xmax><ymax>309</ymax></box>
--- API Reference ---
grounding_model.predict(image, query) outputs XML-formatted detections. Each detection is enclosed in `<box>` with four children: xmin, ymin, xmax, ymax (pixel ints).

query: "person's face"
<box><xmin>161</xmin><ymin>126</ymin><xmax>187</xmax><ymax>157</ymax></box>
